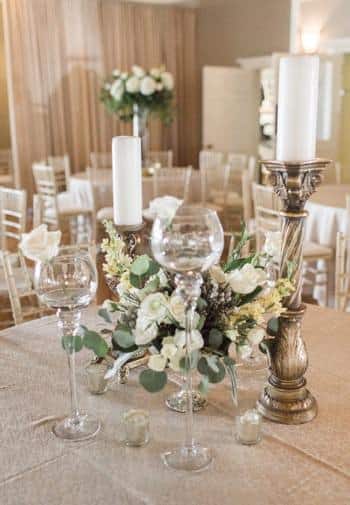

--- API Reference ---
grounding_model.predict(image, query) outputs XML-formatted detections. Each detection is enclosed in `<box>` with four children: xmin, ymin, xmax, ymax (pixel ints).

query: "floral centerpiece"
<box><xmin>100</xmin><ymin>65</ymin><xmax>174</xmax><ymax>160</ymax></box>
<box><xmin>91</xmin><ymin>221</ymin><xmax>293</xmax><ymax>398</ymax></box>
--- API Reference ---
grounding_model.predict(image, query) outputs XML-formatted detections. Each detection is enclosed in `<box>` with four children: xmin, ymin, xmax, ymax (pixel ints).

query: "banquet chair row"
<box><xmin>32</xmin><ymin>162</ymin><xmax>93</xmax><ymax>244</ymax></box>
<box><xmin>199</xmin><ymin>150</ymin><xmax>257</xmax><ymax>178</ymax></box>
<box><xmin>90</xmin><ymin>150</ymin><xmax>173</xmax><ymax>170</ymax></box>
<box><xmin>252</xmin><ymin>183</ymin><xmax>333</xmax><ymax>301</ymax></box>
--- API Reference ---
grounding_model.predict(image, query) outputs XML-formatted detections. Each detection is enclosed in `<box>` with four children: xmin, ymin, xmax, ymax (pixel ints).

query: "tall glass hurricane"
<box><xmin>152</xmin><ymin>206</ymin><xmax>224</xmax><ymax>471</ymax></box>
<box><xmin>35</xmin><ymin>247</ymin><xmax>99</xmax><ymax>441</ymax></box>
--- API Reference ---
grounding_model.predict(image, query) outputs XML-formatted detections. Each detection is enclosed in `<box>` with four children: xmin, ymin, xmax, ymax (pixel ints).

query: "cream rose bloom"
<box><xmin>161</xmin><ymin>71</ymin><xmax>174</xmax><ymax>90</ymax></box>
<box><xmin>149</xmin><ymin>196</ymin><xmax>182</xmax><ymax>221</ymax></box>
<box><xmin>134</xmin><ymin>315</ymin><xmax>158</xmax><ymax>345</ymax></box>
<box><xmin>139</xmin><ymin>292</ymin><xmax>168</xmax><ymax>324</ymax></box>
<box><xmin>132</xmin><ymin>65</ymin><xmax>145</xmax><ymax>78</ymax></box>
<box><xmin>125</xmin><ymin>76</ymin><xmax>140</xmax><ymax>94</ymax></box>
<box><xmin>150</xmin><ymin>67</ymin><xmax>161</xmax><ymax>79</ymax></box>
<box><xmin>247</xmin><ymin>327</ymin><xmax>265</xmax><ymax>345</ymax></box>
<box><xmin>20</xmin><ymin>225</ymin><xmax>61</xmax><ymax>262</ymax></box>
<box><xmin>140</xmin><ymin>76</ymin><xmax>156</xmax><ymax>96</ymax></box>
<box><xmin>110</xmin><ymin>79</ymin><xmax>123</xmax><ymax>101</ymax></box>
<box><xmin>148</xmin><ymin>354</ymin><xmax>167</xmax><ymax>372</ymax></box>
<box><xmin>227</xmin><ymin>264</ymin><xmax>267</xmax><ymax>294</ymax></box>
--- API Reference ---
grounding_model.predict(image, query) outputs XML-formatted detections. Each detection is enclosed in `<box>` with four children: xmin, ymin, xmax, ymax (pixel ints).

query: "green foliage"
<box><xmin>267</xmin><ymin>317</ymin><xmax>279</xmax><ymax>337</ymax></box>
<box><xmin>80</xmin><ymin>326</ymin><xmax>109</xmax><ymax>358</ymax></box>
<box><xmin>129</xmin><ymin>256</ymin><xmax>160</xmax><ymax>289</ymax></box>
<box><xmin>208</xmin><ymin>328</ymin><xmax>224</xmax><ymax>349</ymax></box>
<box><xmin>113</xmin><ymin>326</ymin><xmax>135</xmax><ymax>350</ymax></box>
<box><xmin>179</xmin><ymin>350</ymin><xmax>200</xmax><ymax>372</ymax></box>
<box><xmin>131</xmin><ymin>255</ymin><xmax>150</xmax><ymax>276</ymax></box>
<box><xmin>198</xmin><ymin>355</ymin><xmax>226</xmax><ymax>384</ymax></box>
<box><xmin>238</xmin><ymin>286</ymin><xmax>263</xmax><ymax>306</ymax></box>
<box><xmin>98</xmin><ymin>308</ymin><xmax>112</xmax><ymax>324</ymax></box>
<box><xmin>61</xmin><ymin>334</ymin><xmax>83</xmax><ymax>354</ymax></box>
<box><xmin>139</xmin><ymin>369</ymin><xmax>167</xmax><ymax>393</ymax></box>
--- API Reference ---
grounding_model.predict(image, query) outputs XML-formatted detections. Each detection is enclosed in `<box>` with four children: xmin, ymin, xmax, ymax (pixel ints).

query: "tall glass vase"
<box><xmin>133</xmin><ymin>104</ymin><xmax>149</xmax><ymax>164</ymax></box>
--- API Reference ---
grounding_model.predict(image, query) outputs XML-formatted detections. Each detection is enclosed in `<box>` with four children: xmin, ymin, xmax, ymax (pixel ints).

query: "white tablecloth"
<box><xmin>1</xmin><ymin>304</ymin><xmax>350</xmax><ymax>504</ymax></box>
<box><xmin>70</xmin><ymin>170</ymin><xmax>202</xmax><ymax>211</ymax></box>
<box><xmin>305</xmin><ymin>184</ymin><xmax>350</xmax><ymax>248</ymax></box>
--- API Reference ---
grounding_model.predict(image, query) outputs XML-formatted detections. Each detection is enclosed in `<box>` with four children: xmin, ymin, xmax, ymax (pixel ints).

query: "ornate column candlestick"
<box><xmin>257</xmin><ymin>159</ymin><xmax>330</xmax><ymax>424</ymax></box>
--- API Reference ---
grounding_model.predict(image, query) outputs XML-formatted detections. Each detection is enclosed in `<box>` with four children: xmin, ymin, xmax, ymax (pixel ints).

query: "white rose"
<box><xmin>20</xmin><ymin>225</ymin><xmax>61</xmax><ymax>263</ymax></box>
<box><xmin>149</xmin><ymin>196</ymin><xmax>182</xmax><ymax>221</ymax></box>
<box><xmin>247</xmin><ymin>327</ymin><xmax>265</xmax><ymax>346</ymax></box>
<box><xmin>156</xmin><ymin>82</ymin><xmax>163</xmax><ymax>92</ymax></box>
<box><xmin>174</xmin><ymin>329</ymin><xmax>204</xmax><ymax>351</ymax></box>
<box><xmin>134</xmin><ymin>315</ymin><xmax>158</xmax><ymax>345</ymax></box>
<box><xmin>150</xmin><ymin>67</ymin><xmax>161</xmax><ymax>79</ymax></box>
<box><xmin>132</xmin><ymin>65</ymin><xmax>145</xmax><ymax>78</ymax></box>
<box><xmin>238</xmin><ymin>344</ymin><xmax>252</xmax><ymax>360</ymax></box>
<box><xmin>161</xmin><ymin>71</ymin><xmax>174</xmax><ymax>90</ymax></box>
<box><xmin>169</xmin><ymin>294</ymin><xmax>186</xmax><ymax>324</ymax></box>
<box><xmin>121</xmin><ymin>72</ymin><xmax>128</xmax><ymax>79</ymax></box>
<box><xmin>139</xmin><ymin>292</ymin><xmax>168</xmax><ymax>324</ymax></box>
<box><xmin>126</xmin><ymin>76</ymin><xmax>140</xmax><ymax>94</ymax></box>
<box><xmin>227</xmin><ymin>264</ymin><xmax>267</xmax><ymax>295</ymax></box>
<box><xmin>168</xmin><ymin>348</ymin><xmax>185</xmax><ymax>372</ymax></box>
<box><xmin>112</xmin><ymin>68</ymin><xmax>121</xmax><ymax>78</ymax></box>
<box><xmin>263</xmin><ymin>231</ymin><xmax>282</xmax><ymax>262</ymax></box>
<box><xmin>148</xmin><ymin>354</ymin><xmax>167</xmax><ymax>372</ymax></box>
<box><xmin>161</xmin><ymin>337</ymin><xmax>178</xmax><ymax>360</ymax></box>
<box><xmin>210</xmin><ymin>265</ymin><xmax>227</xmax><ymax>284</ymax></box>
<box><xmin>110</xmin><ymin>79</ymin><xmax>124</xmax><ymax>101</ymax></box>
<box><xmin>140</xmin><ymin>76</ymin><xmax>156</xmax><ymax>96</ymax></box>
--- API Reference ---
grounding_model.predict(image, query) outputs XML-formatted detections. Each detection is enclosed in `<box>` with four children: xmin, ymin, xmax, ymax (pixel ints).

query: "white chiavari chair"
<box><xmin>90</xmin><ymin>152</ymin><xmax>112</xmax><ymax>170</ymax></box>
<box><xmin>199</xmin><ymin>165</ymin><xmax>226</xmax><ymax>214</ymax></box>
<box><xmin>0</xmin><ymin>187</ymin><xmax>27</xmax><ymax>251</ymax></box>
<box><xmin>252</xmin><ymin>183</ymin><xmax>333</xmax><ymax>301</ymax></box>
<box><xmin>199</xmin><ymin>150</ymin><xmax>224</xmax><ymax>171</ymax></box>
<box><xmin>32</xmin><ymin>163</ymin><xmax>93</xmax><ymax>244</ymax></box>
<box><xmin>153</xmin><ymin>167</ymin><xmax>192</xmax><ymax>201</ymax></box>
<box><xmin>47</xmin><ymin>155</ymin><xmax>71</xmax><ymax>192</ymax></box>
<box><xmin>147</xmin><ymin>150</ymin><xmax>173</xmax><ymax>169</ymax></box>
<box><xmin>335</xmin><ymin>232</ymin><xmax>350</xmax><ymax>311</ymax></box>
<box><xmin>227</xmin><ymin>152</ymin><xmax>248</xmax><ymax>170</ymax></box>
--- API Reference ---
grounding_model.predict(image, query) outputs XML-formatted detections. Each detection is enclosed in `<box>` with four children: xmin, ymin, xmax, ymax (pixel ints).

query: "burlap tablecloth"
<box><xmin>1</xmin><ymin>304</ymin><xmax>350</xmax><ymax>505</ymax></box>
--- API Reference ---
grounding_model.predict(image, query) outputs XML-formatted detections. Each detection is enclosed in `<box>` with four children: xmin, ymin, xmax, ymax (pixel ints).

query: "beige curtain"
<box><xmin>3</xmin><ymin>0</ymin><xmax>198</xmax><ymax>195</ymax></box>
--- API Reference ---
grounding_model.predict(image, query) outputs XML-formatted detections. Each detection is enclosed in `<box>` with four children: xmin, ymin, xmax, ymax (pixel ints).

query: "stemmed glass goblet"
<box><xmin>35</xmin><ymin>246</ymin><xmax>99</xmax><ymax>441</ymax></box>
<box><xmin>152</xmin><ymin>206</ymin><xmax>224</xmax><ymax>471</ymax></box>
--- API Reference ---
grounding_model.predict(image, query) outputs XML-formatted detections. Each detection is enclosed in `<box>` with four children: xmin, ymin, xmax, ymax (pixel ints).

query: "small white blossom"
<box><xmin>148</xmin><ymin>354</ymin><xmax>167</xmax><ymax>372</ymax></box>
<box><xmin>264</xmin><ymin>231</ymin><xmax>282</xmax><ymax>262</ymax></box>
<box><xmin>140</xmin><ymin>76</ymin><xmax>156</xmax><ymax>96</ymax></box>
<box><xmin>112</xmin><ymin>68</ymin><xmax>121</xmax><ymax>78</ymax></box>
<box><xmin>150</xmin><ymin>67</ymin><xmax>161</xmax><ymax>79</ymax></box>
<box><xmin>126</xmin><ymin>76</ymin><xmax>140</xmax><ymax>94</ymax></box>
<box><xmin>139</xmin><ymin>292</ymin><xmax>168</xmax><ymax>324</ymax></box>
<box><xmin>225</xmin><ymin>329</ymin><xmax>239</xmax><ymax>342</ymax></box>
<box><xmin>238</xmin><ymin>344</ymin><xmax>252</xmax><ymax>360</ymax></box>
<box><xmin>149</xmin><ymin>196</ymin><xmax>182</xmax><ymax>221</ymax></box>
<box><xmin>161</xmin><ymin>71</ymin><xmax>174</xmax><ymax>90</ymax></box>
<box><xmin>210</xmin><ymin>265</ymin><xmax>227</xmax><ymax>284</ymax></box>
<box><xmin>227</xmin><ymin>264</ymin><xmax>267</xmax><ymax>295</ymax></box>
<box><xmin>110</xmin><ymin>79</ymin><xmax>124</xmax><ymax>101</ymax></box>
<box><xmin>134</xmin><ymin>315</ymin><xmax>158</xmax><ymax>345</ymax></box>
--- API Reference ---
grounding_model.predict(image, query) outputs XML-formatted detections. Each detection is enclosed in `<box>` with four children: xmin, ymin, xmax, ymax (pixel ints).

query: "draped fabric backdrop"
<box><xmin>2</xmin><ymin>0</ymin><xmax>198</xmax><ymax>194</ymax></box>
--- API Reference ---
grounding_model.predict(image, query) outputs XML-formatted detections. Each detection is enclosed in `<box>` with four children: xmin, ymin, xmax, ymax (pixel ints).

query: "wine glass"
<box><xmin>35</xmin><ymin>246</ymin><xmax>99</xmax><ymax>441</ymax></box>
<box><xmin>152</xmin><ymin>205</ymin><xmax>224</xmax><ymax>472</ymax></box>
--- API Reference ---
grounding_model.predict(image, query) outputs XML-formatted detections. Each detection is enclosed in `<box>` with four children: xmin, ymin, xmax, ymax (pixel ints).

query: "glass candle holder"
<box><xmin>85</xmin><ymin>361</ymin><xmax>111</xmax><ymax>395</ymax></box>
<box><xmin>123</xmin><ymin>409</ymin><xmax>150</xmax><ymax>447</ymax></box>
<box><xmin>236</xmin><ymin>409</ymin><xmax>262</xmax><ymax>445</ymax></box>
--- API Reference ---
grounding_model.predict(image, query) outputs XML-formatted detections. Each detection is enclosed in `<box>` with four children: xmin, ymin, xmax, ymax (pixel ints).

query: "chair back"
<box><xmin>335</xmin><ymin>232</ymin><xmax>350</xmax><ymax>311</ymax></box>
<box><xmin>247</xmin><ymin>156</ymin><xmax>258</xmax><ymax>182</ymax></box>
<box><xmin>1</xmin><ymin>250</ymin><xmax>44</xmax><ymax>325</ymax></box>
<box><xmin>32</xmin><ymin>163</ymin><xmax>60</xmax><ymax>227</ymax></box>
<box><xmin>252</xmin><ymin>183</ymin><xmax>281</xmax><ymax>251</ymax></box>
<box><xmin>199</xmin><ymin>150</ymin><xmax>224</xmax><ymax>171</ymax></box>
<box><xmin>0</xmin><ymin>187</ymin><xmax>27</xmax><ymax>250</ymax></box>
<box><xmin>322</xmin><ymin>160</ymin><xmax>342</xmax><ymax>185</ymax></box>
<box><xmin>47</xmin><ymin>155</ymin><xmax>71</xmax><ymax>192</ymax></box>
<box><xmin>200</xmin><ymin>165</ymin><xmax>228</xmax><ymax>205</ymax></box>
<box><xmin>90</xmin><ymin>152</ymin><xmax>112</xmax><ymax>170</ymax></box>
<box><xmin>153</xmin><ymin>167</ymin><xmax>192</xmax><ymax>201</ymax></box>
<box><xmin>147</xmin><ymin>150</ymin><xmax>173</xmax><ymax>169</ymax></box>
<box><xmin>227</xmin><ymin>152</ymin><xmax>248</xmax><ymax>170</ymax></box>
<box><xmin>0</xmin><ymin>149</ymin><xmax>12</xmax><ymax>176</ymax></box>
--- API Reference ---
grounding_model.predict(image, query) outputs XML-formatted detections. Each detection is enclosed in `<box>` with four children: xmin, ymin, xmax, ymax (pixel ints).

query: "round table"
<box><xmin>69</xmin><ymin>169</ymin><xmax>202</xmax><ymax>211</ymax></box>
<box><xmin>305</xmin><ymin>184</ymin><xmax>350</xmax><ymax>248</ymax></box>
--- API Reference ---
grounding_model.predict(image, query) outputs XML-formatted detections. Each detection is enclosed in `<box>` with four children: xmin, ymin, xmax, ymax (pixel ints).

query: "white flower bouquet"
<box><xmin>89</xmin><ymin>222</ymin><xmax>293</xmax><ymax>396</ymax></box>
<box><xmin>100</xmin><ymin>65</ymin><xmax>174</xmax><ymax>124</ymax></box>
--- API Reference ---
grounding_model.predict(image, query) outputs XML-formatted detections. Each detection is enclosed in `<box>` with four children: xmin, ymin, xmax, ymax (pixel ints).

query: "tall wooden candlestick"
<box><xmin>257</xmin><ymin>159</ymin><xmax>329</xmax><ymax>424</ymax></box>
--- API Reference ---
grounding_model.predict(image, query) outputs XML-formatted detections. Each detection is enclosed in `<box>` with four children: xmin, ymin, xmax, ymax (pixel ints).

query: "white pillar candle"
<box><xmin>112</xmin><ymin>136</ymin><xmax>143</xmax><ymax>226</ymax></box>
<box><xmin>276</xmin><ymin>55</ymin><xmax>319</xmax><ymax>162</ymax></box>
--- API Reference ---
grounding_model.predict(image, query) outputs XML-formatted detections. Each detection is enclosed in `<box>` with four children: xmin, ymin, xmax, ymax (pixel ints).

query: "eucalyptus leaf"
<box><xmin>179</xmin><ymin>350</ymin><xmax>199</xmax><ymax>371</ymax></box>
<box><xmin>139</xmin><ymin>369</ymin><xmax>167</xmax><ymax>393</ymax></box>
<box><xmin>198</xmin><ymin>356</ymin><xmax>225</xmax><ymax>384</ymax></box>
<box><xmin>208</xmin><ymin>328</ymin><xmax>223</xmax><ymax>349</ymax></box>
<box><xmin>82</xmin><ymin>329</ymin><xmax>109</xmax><ymax>358</ymax></box>
<box><xmin>131</xmin><ymin>255</ymin><xmax>150</xmax><ymax>276</ymax></box>
<box><xmin>98</xmin><ymin>308</ymin><xmax>112</xmax><ymax>324</ymax></box>
<box><xmin>113</xmin><ymin>328</ymin><xmax>135</xmax><ymax>349</ymax></box>
<box><xmin>130</xmin><ymin>272</ymin><xmax>146</xmax><ymax>289</ymax></box>
<box><xmin>267</xmin><ymin>317</ymin><xmax>279</xmax><ymax>337</ymax></box>
<box><xmin>61</xmin><ymin>334</ymin><xmax>83</xmax><ymax>354</ymax></box>
<box><xmin>206</xmin><ymin>355</ymin><xmax>220</xmax><ymax>373</ymax></box>
<box><xmin>223</xmin><ymin>357</ymin><xmax>238</xmax><ymax>407</ymax></box>
<box><xmin>198</xmin><ymin>375</ymin><xmax>209</xmax><ymax>396</ymax></box>
<box><xmin>147</xmin><ymin>260</ymin><xmax>160</xmax><ymax>276</ymax></box>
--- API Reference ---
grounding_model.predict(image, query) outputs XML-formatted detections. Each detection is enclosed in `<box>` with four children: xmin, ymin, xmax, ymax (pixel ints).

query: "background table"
<box><xmin>306</xmin><ymin>184</ymin><xmax>350</xmax><ymax>248</ymax></box>
<box><xmin>69</xmin><ymin>170</ymin><xmax>202</xmax><ymax>211</ymax></box>
<box><xmin>1</xmin><ymin>305</ymin><xmax>350</xmax><ymax>504</ymax></box>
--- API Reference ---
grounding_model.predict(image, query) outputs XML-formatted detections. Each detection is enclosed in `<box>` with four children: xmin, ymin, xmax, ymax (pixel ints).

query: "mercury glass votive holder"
<box><xmin>236</xmin><ymin>409</ymin><xmax>262</xmax><ymax>445</ymax></box>
<box><xmin>123</xmin><ymin>409</ymin><xmax>150</xmax><ymax>447</ymax></box>
<box><xmin>85</xmin><ymin>361</ymin><xmax>111</xmax><ymax>395</ymax></box>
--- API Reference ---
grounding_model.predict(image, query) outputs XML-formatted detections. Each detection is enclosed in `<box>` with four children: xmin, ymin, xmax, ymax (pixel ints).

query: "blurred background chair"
<box><xmin>199</xmin><ymin>150</ymin><xmax>224</xmax><ymax>171</ymax></box>
<box><xmin>146</xmin><ymin>150</ymin><xmax>173</xmax><ymax>169</ymax></box>
<box><xmin>0</xmin><ymin>149</ymin><xmax>13</xmax><ymax>186</ymax></box>
<box><xmin>0</xmin><ymin>187</ymin><xmax>27</xmax><ymax>251</ymax></box>
<box><xmin>90</xmin><ymin>152</ymin><xmax>112</xmax><ymax>170</ymax></box>
<box><xmin>153</xmin><ymin>167</ymin><xmax>192</xmax><ymax>201</ymax></box>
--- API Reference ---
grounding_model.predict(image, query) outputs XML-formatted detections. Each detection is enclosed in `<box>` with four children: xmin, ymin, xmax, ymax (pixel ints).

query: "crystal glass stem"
<box><xmin>57</xmin><ymin>309</ymin><xmax>81</xmax><ymax>423</ymax></box>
